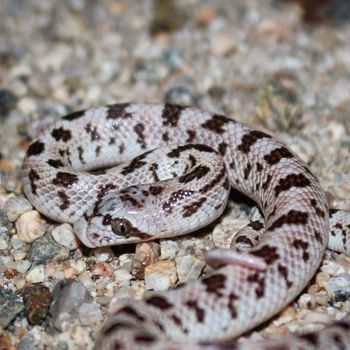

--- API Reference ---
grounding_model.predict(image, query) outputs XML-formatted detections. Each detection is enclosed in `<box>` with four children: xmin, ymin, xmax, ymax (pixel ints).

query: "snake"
<box><xmin>22</xmin><ymin>103</ymin><xmax>350</xmax><ymax>349</ymax></box>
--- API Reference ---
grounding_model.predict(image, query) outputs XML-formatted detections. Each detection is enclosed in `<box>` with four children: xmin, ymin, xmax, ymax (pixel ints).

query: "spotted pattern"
<box><xmin>22</xmin><ymin>103</ymin><xmax>350</xmax><ymax>350</ymax></box>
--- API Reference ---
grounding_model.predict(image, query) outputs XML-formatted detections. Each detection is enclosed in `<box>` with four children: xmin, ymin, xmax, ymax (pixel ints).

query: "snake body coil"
<box><xmin>22</xmin><ymin>103</ymin><xmax>350</xmax><ymax>349</ymax></box>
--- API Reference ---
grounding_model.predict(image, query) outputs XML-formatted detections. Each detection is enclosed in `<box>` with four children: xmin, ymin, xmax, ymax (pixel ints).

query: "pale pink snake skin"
<box><xmin>22</xmin><ymin>103</ymin><xmax>350</xmax><ymax>349</ymax></box>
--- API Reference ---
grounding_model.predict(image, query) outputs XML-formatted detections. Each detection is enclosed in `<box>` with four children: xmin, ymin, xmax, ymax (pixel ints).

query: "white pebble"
<box><xmin>160</xmin><ymin>240</ymin><xmax>179</xmax><ymax>260</ymax></box>
<box><xmin>16</xmin><ymin>260</ymin><xmax>31</xmax><ymax>274</ymax></box>
<box><xmin>175</xmin><ymin>255</ymin><xmax>205</xmax><ymax>283</ymax></box>
<box><xmin>144</xmin><ymin>261</ymin><xmax>177</xmax><ymax>291</ymax></box>
<box><xmin>16</xmin><ymin>210</ymin><xmax>46</xmax><ymax>243</ymax></box>
<box><xmin>0</xmin><ymin>238</ymin><xmax>8</xmax><ymax>250</ymax></box>
<box><xmin>92</xmin><ymin>246</ymin><xmax>113</xmax><ymax>262</ymax></box>
<box><xmin>52</xmin><ymin>223</ymin><xmax>79</xmax><ymax>250</ymax></box>
<box><xmin>4</xmin><ymin>196</ymin><xmax>32</xmax><ymax>222</ymax></box>
<box><xmin>78</xmin><ymin>303</ymin><xmax>103</xmax><ymax>326</ymax></box>
<box><xmin>26</xmin><ymin>265</ymin><xmax>45</xmax><ymax>283</ymax></box>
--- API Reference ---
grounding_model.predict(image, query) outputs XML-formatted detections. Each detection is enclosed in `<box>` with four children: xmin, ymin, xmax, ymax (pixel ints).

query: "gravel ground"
<box><xmin>0</xmin><ymin>1</ymin><xmax>350</xmax><ymax>349</ymax></box>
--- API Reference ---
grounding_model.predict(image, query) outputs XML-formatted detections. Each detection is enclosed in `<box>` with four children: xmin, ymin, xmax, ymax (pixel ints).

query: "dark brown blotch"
<box><xmin>51</xmin><ymin>127</ymin><xmax>72</xmax><ymax>142</ymax></box>
<box><xmin>292</xmin><ymin>239</ymin><xmax>310</xmax><ymax>262</ymax></box>
<box><xmin>269</xmin><ymin>210</ymin><xmax>308</xmax><ymax>230</ymax></box>
<box><xmin>57</xmin><ymin>190</ymin><xmax>70</xmax><ymax>210</ymax></box>
<box><xmin>162</xmin><ymin>104</ymin><xmax>185</xmax><ymax>127</ymax></box>
<box><xmin>186</xmin><ymin>130</ymin><xmax>196</xmax><ymax>142</ymax></box>
<box><xmin>249</xmin><ymin>220</ymin><xmax>264</xmax><ymax>231</ymax></box>
<box><xmin>167</xmin><ymin>144</ymin><xmax>216</xmax><ymax>158</ymax></box>
<box><xmin>77</xmin><ymin>146</ymin><xmax>85</xmax><ymax>164</ymax></box>
<box><xmin>47</xmin><ymin>159</ymin><xmax>64</xmax><ymax>168</ymax></box>
<box><xmin>52</xmin><ymin>172</ymin><xmax>79</xmax><ymax>188</ymax></box>
<box><xmin>85</xmin><ymin>123</ymin><xmax>100</xmax><ymax>141</ymax></box>
<box><xmin>149</xmin><ymin>186</ymin><xmax>164</xmax><ymax>196</ymax></box>
<box><xmin>179</xmin><ymin>165</ymin><xmax>210</xmax><ymax>184</ymax></box>
<box><xmin>97</xmin><ymin>183</ymin><xmax>117</xmax><ymax>200</ymax></box>
<box><xmin>218</xmin><ymin>142</ymin><xmax>228</xmax><ymax>156</ymax></box>
<box><xmin>27</xmin><ymin>140</ymin><xmax>45</xmax><ymax>157</ymax></box>
<box><xmin>62</xmin><ymin>109</ymin><xmax>85</xmax><ymax>121</ymax></box>
<box><xmin>247</xmin><ymin>272</ymin><xmax>265</xmax><ymax>298</ymax></box>
<box><xmin>183</xmin><ymin>197</ymin><xmax>206</xmax><ymax>217</ymax></box>
<box><xmin>202</xmin><ymin>274</ymin><xmax>226</xmax><ymax>297</ymax></box>
<box><xmin>277</xmin><ymin>264</ymin><xmax>293</xmax><ymax>288</ymax></box>
<box><xmin>309</xmin><ymin>198</ymin><xmax>326</xmax><ymax>218</ymax></box>
<box><xmin>243</xmin><ymin>163</ymin><xmax>252</xmax><ymax>180</ymax></box>
<box><xmin>201</xmin><ymin>114</ymin><xmax>232</xmax><ymax>134</ymax></box>
<box><xmin>134</xmin><ymin>334</ymin><xmax>156</xmax><ymax>343</ymax></box>
<box><xmin>134</xmin><ymin>123</ymin><xmax>146</xmax><ymax>149</ymax></box>
<box><xmin>274</xmin><ymin>173</ymin><xmax>311</xmax><ymax>197</ymax></box>
<box><xmin>185</xmin><ymin>300</ymin><xmax>205</xmax><ymax>322</ymax></box>
<box><xmin>199</xmin><ymin>166</ymin><xmax>226</xmax><ymax>194</ymax></box>
<box><xmin>251</xmin><ymin>245</ymin><xmax>279</xmax><ymax>264</ymax></box>
<box><xmin>106</xmin><ymin>103</ymin><xmax>131</xmax><ymax>119</ymax></box>
<box><xmin>121</xmin><ymin>150</ymin><xmax>153</xmax><ymax>175</ymax></box>
<box><xmin>146</xmin><ymin>295</ymin><xmax>173</xmax><ymax>310</ymax></box>
<box><xmin>238</xmin><ymin>130</ymin><xmax>271</xmax><ymax>154</ymax></box>
<box><xmin>28</xmin><ymin>169</ymin><xmax>40</xmax><ymax>194</ymax></box>
<box><xmin>102</xmin><ymin>321</ymin><xmax>134</xmax><ymax>335</ymax></box>
<box><xmin>119</xmin><ymin>306</ymin><xmax>145</xmax><ymax>321</ymax></box>
<box><xmin>263</xmin><ymin>146</ymin><xmax>293</xmax><ymax>165</ymax></box>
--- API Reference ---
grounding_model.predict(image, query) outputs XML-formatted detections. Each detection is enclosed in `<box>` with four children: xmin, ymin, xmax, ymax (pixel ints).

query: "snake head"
<box><xmin>74</xmin><ymin>186</ymin><xmax>159</xmax><ymax>247</ymax></box>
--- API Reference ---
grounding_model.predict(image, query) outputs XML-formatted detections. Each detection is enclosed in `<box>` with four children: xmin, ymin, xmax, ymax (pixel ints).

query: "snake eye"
<box><xmin>111</xmin><ymin>218</ymin><xmax>132</xmax><ymax>236</ymax></box>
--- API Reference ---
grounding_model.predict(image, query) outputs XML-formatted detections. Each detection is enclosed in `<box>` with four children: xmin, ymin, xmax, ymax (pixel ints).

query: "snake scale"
<box><xmin>22</xmin><ymin>103</ymin><xmax>350</xmax><ymax>349</ymax></box>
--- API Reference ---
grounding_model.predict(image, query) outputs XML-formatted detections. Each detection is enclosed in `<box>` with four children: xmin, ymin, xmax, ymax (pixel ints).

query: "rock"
<box><xmin>4</xmin><ymin>196</ymin><xmax>32</xmax><ymax>222</ymax></box>
<box><xmin>160</xmin><ymin>240</ymin><xmax>179</xmax><ymax>260</ymax></box>
<box><xmin>50</xmin><ymin>279</ymin><xmax>91</xmax><ymax>331</ymax></box>
<box><xmin>0</xmin><ymin>210</ymin><xmax>11</xmax><ymax>240</ymax></box>
<box><xmin>0</xmin><ymin>288</ymin><xmax>24</xmax><ymax>328</ymax></box>
<box><xmin>22</xmin><ymin>283</ymin><xmax>52</xmax><ymax>325</ymax></box>
<box><xmin>26</xmin><ymin>265</ymin><xmax>45</xmax><ymax>283</ymax></box>
<box><xmin>27</xmin><ymin>235</ymin><xmax>69</xmax><ymax>264</ymax></box>
<box><xmin>0</xmin><ymin>88</ymin><xmax>17</xmax><ymax>116</ymax></box>
<box><xmin>132</xmin><ymin>242</ymin><xmax>160</xmax><ymax>279</ymax></box>
<box><xmin>0</xmin><ymin>238</ymin><xmax>8</xmax><ymax>250</ymax></box>
<box><xmin>175</xmin><ymin>255</ymin><xmax>205</xmax><ymax>283</ymax></box>
<box><xmin>324</xmin><ymin>273</ymin><xmax>350</xmax><ymax>302</ymax></box>
<box><xmin>144</xmin><ymin>260</ymin><xmax>177</xmax><ymax>291</ymax></box>
<box><xmin>51</xmin><ymin>223</ymin><xmax>79</xmax><ymax>250</ymax></box>
<box><xmin>78</xmin><ymin>303</ymin><xmax>103</xmax><ymax>326</ymax></box>
<box><xmin>15</xmin><ymin>260</ymin><xmax>31</xmax><ymax>274</ymax></box>
<box><xmin>16</xmin><ymin>211</ymin><xmax>46</xmax><ymax>243</ymax></box>
<box><xmin>91</xmin><ymin>246</ymin><xmax>114</xmax><ymax>262</ymax></box>
<box><xmin>164</xmin><ymin>86</ymin><xmax>195</xmax><ymax>106</ymax></box>
<box><xmin>114</xmin><ymin>269</ymin><xmax>133</xmax><ymax>286</ymax></box>
<box><xmin>0</xmin><ymin>329</ymin><xmax>13</xmax><ymax>350</ymax></box>
<box><xmin>91</xmin><ymin>262</ymin><xmax>114</xmax><ymax>277</ymax></box>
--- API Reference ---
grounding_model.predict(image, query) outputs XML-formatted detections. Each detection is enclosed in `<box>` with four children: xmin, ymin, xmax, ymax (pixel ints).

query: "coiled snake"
<box><xmin>22</xmin><ymin>103</ymin><xmax>350</xmax><ymax>349</ymax></box>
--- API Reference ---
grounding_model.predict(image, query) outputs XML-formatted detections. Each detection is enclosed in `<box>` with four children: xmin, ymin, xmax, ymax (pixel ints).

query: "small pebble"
<box><xmin>26</xmin><ymin>265</ymin><xmax>45</xmax><ymax>283</ymax></box>
<box><xmin>0</xmin><ymin>288</ymin><xmax>24</xmax><ymax>328</ymax></box>
<box><xmin>91</xmin><ymin>247</ymin><xmax>114</xmax><ymax>262</ymax></box>
<box><xmin>52</xmin><ymin>223</ymin><xmax>79</xmax><ymax>250</ymax></box>
<box><xmin>324</xmin><ymin>274</ymin><xmax>350</xmax><ymax>302</ymax></box>
<box><xmin>160</xmin><ymin>240</ymin><xmax>179</xmax><ymax>260</ymax></box>
<box><xmin>78</xmin><ymin>303</ymin><xmax>103</xmax><ymax>326</ymax></box>
<box><xmin>175</xmin><ymin>255</ymin><xmax>205</xmax><ymax>283</ymax></box>
<box><xmin>91</xmin><ymin>262</ymin><xmax>114</xmax><ymax>277</ymax></box>
<box><xmin>27</xmin><ymin>235</ymin><xmax>69</xmax><ymax>264</ymax></box>
<box><xmin>132</xmin><ymin>242</ymin><xmax>160</xmax><ymax>279</ymax></box>
<box><xmin>298</xmin><ymin>293</ymin><xmax>316</xmax><ymax>309</ymax></box>
<box><xmin>22</xmin><ymin>283</ymin><xmax>52</xmax><ymax>325</ymax></box>
<box><xmin>50</xmin><ymin>279</ymin><xmax>91</xmax><ymax>331</ymax></box>
<box><xmin>0</xmin><ymin>88</ymin><xmax>18</xmax><ymax>116</ymax></box>
<box><xmin>4</xmin><ymin>196</ymin><xmax>32</xmax><ymax>222</ymax></box>
<box><xmin>144</xmin><ymin>260</ymin><xmax>177</xmax><ymax>291</ymax></box>
<box><xmin>16</xmin><ymin>210</ymin><xmax>46</xmax><ymax>243</ymax></box>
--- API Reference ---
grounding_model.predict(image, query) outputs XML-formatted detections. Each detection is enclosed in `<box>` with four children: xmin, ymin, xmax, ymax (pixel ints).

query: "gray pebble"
<box><xmin>0</xmin><ymin>288</ymin><xmax>24</xmax><ymax>328</ymax></box>
<box><xmin>27</xmin><ymin>235</ymin><xmax>69</xmax><ymax>264</ymax></box>
<box><xmin>4</xmin><ymin>195</ymin><xmax>33</xmax><ymax>222</ymax></box>
<box><xmin>0</xmin><ymin>88</ymin><xmax>18</xmax><ymax>116</ymax></box>
<box><xmin>50</xmin><ymin>279</ymin><xmax>91</xmax><ymax>331</ymax></box>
